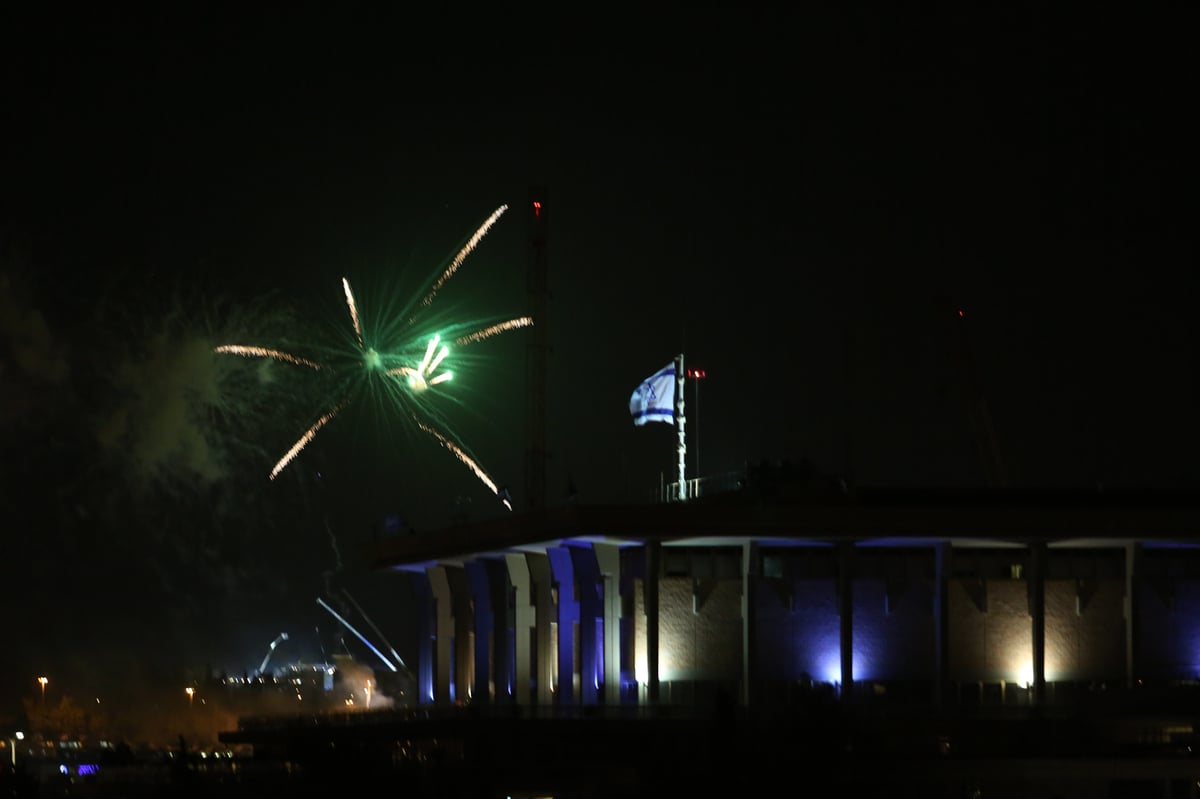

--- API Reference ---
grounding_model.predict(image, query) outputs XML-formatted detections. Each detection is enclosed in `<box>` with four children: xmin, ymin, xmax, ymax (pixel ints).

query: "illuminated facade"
<box><xmin>375</xmin><ymin>488</ymin><xmax>1200</xmax><ymax>712</ymax></box>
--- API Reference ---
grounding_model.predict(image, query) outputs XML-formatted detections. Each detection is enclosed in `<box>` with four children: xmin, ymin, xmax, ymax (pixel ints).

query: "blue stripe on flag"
<box><xmin>632</xmin><ymin>408</ymin><xmax>674</xmax><ymax>423</ymax></box>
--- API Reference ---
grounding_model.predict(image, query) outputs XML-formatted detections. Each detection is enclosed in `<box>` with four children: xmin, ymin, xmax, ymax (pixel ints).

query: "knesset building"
<box><xmin>373</xmin><ymin>485</ymin><xmax>1200</xmax><ymax>711</ymax></box>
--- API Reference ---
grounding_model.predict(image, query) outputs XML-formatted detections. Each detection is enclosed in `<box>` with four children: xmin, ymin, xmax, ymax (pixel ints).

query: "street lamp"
<box><xmin>9</xmin><ymin>731</ymin><xmax>23</xmax><ymax>767</ymax></box>
<box><xmin>185</xmin><ymin>687</ymin><xmax>195</xmax><ymax>707</ymax></box>
<box><xmin>37</xmin><ymin>677</ymin><xmax>48</xmax><ymax>705</ymax></box>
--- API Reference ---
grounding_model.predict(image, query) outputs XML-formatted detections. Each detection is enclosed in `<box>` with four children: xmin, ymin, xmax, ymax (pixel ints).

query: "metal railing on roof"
<box><xmin>655</xmin><ymin>470</ymin><xmax>744</xmax><ymax>503</ymax></box>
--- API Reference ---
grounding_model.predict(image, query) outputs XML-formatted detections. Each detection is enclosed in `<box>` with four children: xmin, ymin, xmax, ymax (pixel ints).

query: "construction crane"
<box><xmin>255</xmin><ymin>632</ymin><xmax>289</xmax><ymax>678</ymax></box>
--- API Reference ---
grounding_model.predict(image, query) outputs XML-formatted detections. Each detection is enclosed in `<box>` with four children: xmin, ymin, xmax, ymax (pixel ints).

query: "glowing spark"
<box><xmin>455</xmin><ymin>316</ymin><xmax>534</xmax><ymax>346</ymax></box>
<box><xmin>418</xmin><ymin>335</ymin><xmax>440</xmax><ymax>375</ymax></box>
<box><xmin>417</xmin><ymin>420</ymin><xmax>502</xmax><ymax>499</ymax></box>
<box><xmin>213</xmin><ymin>345</ymin><xmax>322</xmax><ymax>370</ymax></box>
<box><xmin>427</xmin><ymin>343</ymin><xmax>449</xmax><ymax>375</ymax></box>
<box><xmin>400</xmin><ymin>370</ymin><xmax>426</xmax><ymax>392</ymax></box>
<box><xmin>421</xmin><ymin>205</ymin><xmax>508</xmax><ymax>307</ymax></box>
<box><xmin>391</xmin><ymin>334</ymin><xmax>452</xmax><ymax>391</ymax></box>
<box><xmin>342</xmin><ymin>278</ymin><xmax>364</xmax><ymax>349</ymax></box>
<box><xmin>270</xmin><ymin>404</ymin><xmax>345</xmax><ymax>481</ymax></box>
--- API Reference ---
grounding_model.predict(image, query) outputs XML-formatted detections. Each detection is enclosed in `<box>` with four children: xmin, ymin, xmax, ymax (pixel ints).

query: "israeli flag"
<box><xmin>630</xmin><ymin>362</ymin><xmax>676</xmax><ymax>426</ymax></box>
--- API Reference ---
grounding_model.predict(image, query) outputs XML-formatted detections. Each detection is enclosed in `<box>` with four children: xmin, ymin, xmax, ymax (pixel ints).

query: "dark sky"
<box><xmin>1</xmin><ymin>8</ymin><xmax>1193</xmax><ymax>724</ymax></box>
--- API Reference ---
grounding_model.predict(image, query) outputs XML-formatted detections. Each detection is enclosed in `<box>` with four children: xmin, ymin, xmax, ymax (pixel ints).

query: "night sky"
<box><xmin>1</xmin><ymin>8</ymin><xmax>1192</xmax><ymax>728</ymax></box>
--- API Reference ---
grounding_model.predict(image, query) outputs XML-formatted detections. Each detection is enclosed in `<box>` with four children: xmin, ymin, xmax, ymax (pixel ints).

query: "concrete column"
<box><xmin>594</xmin><ymin>543</ymin><xmax>622</xmax><ymax>706</ymax></box>
<box><xmin>506</xmin><ymin>553</ymin><xmax>534</xmax><ymax>707</ymax></box>
<box><xmin>428</xmin><ymin>566</ymin><xmax>454</xmax><ymax>704</ymax></box>
<box><xmin>548</xmin><ymin>546</ymin><xmax>579</xmax><ymax>705</ymax></box>
<box><xmin>410</xmin><ymin>570</ymin><xmax>435</xmax><ymax>705</ymax></box>
<box><xmin>837</xmin><ymin>541</ymin><xmax>854</xmax><ymax>699</ymax></box>
<box><xmin>570</xmin><ymin>545</ymin><xmax>603</xmax><ymax>704</ymax></box>
<box><xmin>465</xmin><ymin>561</ymin><xmax>493</xmax><ymax>704</ymax></box>
<box><xmin>934</xmin><ymin>542</ymin><xmax>951</xmax><ymax>706</ymax></box>
<box><xmin>527</xmin><ymin>552</ymin><xmax>554</xmax><ymax>706</ymax></box>
<box><xmin>1125</xmin><ymin>541</ymin><xmax>1141</xmax><ymax>689</ymax></box>
<box><xmin>646</xmin><ymin>541</ymin><xmax>661</xmax><ymax>705</ymax></box>
<box><xmin>1028</xmin><ymin>540</ymin><xmax>1047</xmax><ymax>703</ymax></box>
<box><xmin>484</xmin><ymin>559</ymin><xmax>514</xmax><ymax>705</ymax></box>
<box><xmin>742</xmin><ymin>540</ymin><xmax>760</xmax><ymax>708</ymax></box>
<box><xmin>445</xmin><ymin>567</ymin><xmax>473</xmax><ymax>704</ymax></box>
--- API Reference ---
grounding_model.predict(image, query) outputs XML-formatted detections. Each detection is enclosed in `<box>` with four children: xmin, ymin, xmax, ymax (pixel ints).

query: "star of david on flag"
<box><xmin>629</xmin><ymin>362</ymin><xmax>676</xmax><ymax>426</ymax></box>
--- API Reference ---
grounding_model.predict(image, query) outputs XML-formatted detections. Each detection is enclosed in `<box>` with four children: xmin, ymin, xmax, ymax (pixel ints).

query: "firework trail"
<box><xmin>90</xmin><ymin>284</ymin><xmax>312</xmax><ymax>502</ymax></box>
<box><xmin>214</xmin><ymin>345</ymin><xmax>322</xmax><ymax>370</ymax></box>
<box><xmin>214</xmin><ymin>205</ymin><xmax>525</xmax><ymax>501</ymax></box>
<box><xmin>342</xmin><ymin>278</ymin><xmax>364</xmax><ymax>348</ymax></box>
<box><xmin>416</xmin><ymin>420</ymin><xmax>511</xmax><ymax>511</ymax></box>
<box><xmin>269</xmin><ymin>402</ymin><xmax>346</xmax><ymax>480</ymax></box>
<box><xmin>421</xmin><ymin>204</ymin><xmax>508</xmax><ymax>308</ymax></box>
<box><xmin>454</xmin><ymin>316</ymin><xmax>533</xmax><ymax>346</ymax></box>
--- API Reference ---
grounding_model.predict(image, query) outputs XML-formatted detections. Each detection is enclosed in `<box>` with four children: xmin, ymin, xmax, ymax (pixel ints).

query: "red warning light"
<box><xmin>687</xmin><ymin>368</ymin><xmax>707</xmax><ymax>379</ymax></box>
<box><xmin>957</xmin><ymin>309</ymin><xmax>965</xmax><ymax>318</ymax></box>
<box><xmin>533</xmin><ymin>201</ymin><xmax>542</xmax><ymax>218</ymax></box>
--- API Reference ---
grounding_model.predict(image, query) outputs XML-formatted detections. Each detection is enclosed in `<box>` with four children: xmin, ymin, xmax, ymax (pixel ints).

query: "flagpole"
<box><xmin>675</xmin><ymin>353</ymin><xmax>686</xmax><ymax>501</ymax></box>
